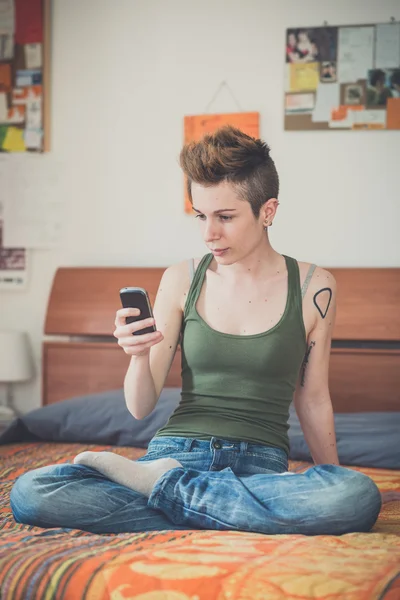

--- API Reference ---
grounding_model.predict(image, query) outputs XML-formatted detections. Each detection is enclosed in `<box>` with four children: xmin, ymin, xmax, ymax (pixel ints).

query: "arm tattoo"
<box><xmin>313</xmin><ymin>287</ymin><xmax>332</xmax><ymax>319</ymax></box>
<box><xmin>301</xmin><ymin>341</ymin><xmax>315</xmax><ymax>387</ymax></box>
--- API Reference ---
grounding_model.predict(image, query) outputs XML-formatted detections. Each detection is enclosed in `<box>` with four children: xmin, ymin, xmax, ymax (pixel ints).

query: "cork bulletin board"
<box><xmin>0</xmin><ymin>0</ymin><xmax>51</xmax><ymax>152</ymax></box>
<box><xmin>284</xmin><ymin>21</ymin><xmax>400</xmax><ymax>131</ymax></box>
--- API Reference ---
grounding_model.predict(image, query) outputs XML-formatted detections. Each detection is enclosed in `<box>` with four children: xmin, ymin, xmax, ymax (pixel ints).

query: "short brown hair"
<box><xmin>180</xmin><ymin>125</ymin><xmax>279</xmax><ymax>218</ymax></box>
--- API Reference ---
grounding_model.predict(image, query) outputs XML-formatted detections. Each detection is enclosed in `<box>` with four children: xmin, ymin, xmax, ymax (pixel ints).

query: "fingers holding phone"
<box><xmin>114</xmin><ymin>288</ymin><xmax>164</xmax><ymax>356</ymax></box>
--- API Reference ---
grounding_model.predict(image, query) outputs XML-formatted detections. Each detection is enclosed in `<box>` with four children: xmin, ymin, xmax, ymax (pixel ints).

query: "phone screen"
<box><xmin>119</xmin><ymin>287</ymin><xmax>156</xmax><ymax>335</ymax></box>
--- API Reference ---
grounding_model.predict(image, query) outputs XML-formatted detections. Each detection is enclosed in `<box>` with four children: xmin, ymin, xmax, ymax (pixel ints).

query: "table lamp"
<box><xmin>0</xmin><ymin>331</ymin><xmax>35</xmax><ymax>420</ymax></box>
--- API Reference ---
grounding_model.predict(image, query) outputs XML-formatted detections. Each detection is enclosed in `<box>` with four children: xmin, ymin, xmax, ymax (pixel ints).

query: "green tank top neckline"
<box><xmin>188</xmin><ymin>252</ymin><xmax>306</xmax><ymax>341</ymax></box>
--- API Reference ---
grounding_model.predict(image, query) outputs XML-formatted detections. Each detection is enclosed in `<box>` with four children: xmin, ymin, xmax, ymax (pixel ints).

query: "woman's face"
<box><xmin>191</xmin><ymin>181</ymin><xmax>271</xmax><ymax>265</ymax></box>
<box><xmin>288</xmin><ymin>33</ymin><xmax>296</xmax><ymax>47</ymax></box>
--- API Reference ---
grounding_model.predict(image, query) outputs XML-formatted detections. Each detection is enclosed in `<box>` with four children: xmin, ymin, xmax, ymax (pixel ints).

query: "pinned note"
<box><xmin>290</xmin><ymin>62</ymin><xmax>320</xmax><ymax>91</ymax></box>
<box><xmin>0</xmin><ymin>92</ymin><xmax>7</xmax><ymax>121</ymax></box>
<box><xmin>13</xmin><ymin>85</ymin><xmax>42</xmax><ymax>104</ymax></box>
<box><xmin>0</xmin><ymin>63</ymin><xmax>11</xmax><ymax>92</ymax></box>
<box><xmin>2</xmin><ymin>126</ymin><xmax>26</xmax><ymax>151</ymax></box>
<box><xmin>26</xmin><ymin>99</ymin><xmax>41</xmax><ymax>128</ymax></box>
<box><xmin>387</xmin><ymin>98</ymin><xmax>400</xmax><ymax>129</ymax></box>
<box><xmin>16</xmin><ymin>69</ymin><xmax>42</xmax><ymax>87</ymax></box>
<box><xmin>6</xmin><ymin>105</ymin><xmax>25</xmax><ymax>124</ymax></box>
<box><xmin>24</xmin><ymin>43</ymin><xmax>42</xmax><ymax>69</ymax></box>
<box><xmin>24</xmin><ymin>128</ymin><xmax>43</xmax><ymax>149</ymax></box>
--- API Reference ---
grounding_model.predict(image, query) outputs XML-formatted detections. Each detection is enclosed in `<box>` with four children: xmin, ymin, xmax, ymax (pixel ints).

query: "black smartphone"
<box><xmin>119</xmin><ymin>287</ymin><xmax>157</xmax><ymax>335</ymax></box>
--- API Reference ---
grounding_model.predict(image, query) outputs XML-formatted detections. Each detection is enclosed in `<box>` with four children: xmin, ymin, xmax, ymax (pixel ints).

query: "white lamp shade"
<box><xmin>0</xmin><ymin>331</ymin><xmax>34</xmax><ymax>382</ymax></box>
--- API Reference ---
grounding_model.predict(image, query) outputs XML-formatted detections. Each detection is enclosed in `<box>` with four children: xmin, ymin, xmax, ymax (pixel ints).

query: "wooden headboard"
<box><xmin>42</xmin><ymin>265</ymin><xmax>400</xmax><ymax>412</ymax></box>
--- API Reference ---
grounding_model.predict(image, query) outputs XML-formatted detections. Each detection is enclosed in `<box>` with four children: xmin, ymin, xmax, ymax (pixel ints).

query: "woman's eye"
<box><xmin>194</xmin><ymin>214</ymin><xmax>232</xmax><ymax>221</ymax></box>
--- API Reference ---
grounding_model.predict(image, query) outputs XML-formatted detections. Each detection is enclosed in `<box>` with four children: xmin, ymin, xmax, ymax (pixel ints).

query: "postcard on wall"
<box><xmin>183</xmin><ymin>112</ymin><xmax>260</xmax><ymax>214</ymax></box>
<box><xmin>285</xmin><ymin>93</ymin><xmax>315</xmax><ymax>113</ymax></box>
<box><xmin>0</xmin><ymin>202</ymin><xmax>28</xmax><ymax>290</ymax></box>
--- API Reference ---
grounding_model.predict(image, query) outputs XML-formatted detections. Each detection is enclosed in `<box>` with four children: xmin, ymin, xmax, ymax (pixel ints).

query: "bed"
<box><xmin>1</xmin><ymin>263</ymin><xmax>400</xmax><ymax>599</ymax></box>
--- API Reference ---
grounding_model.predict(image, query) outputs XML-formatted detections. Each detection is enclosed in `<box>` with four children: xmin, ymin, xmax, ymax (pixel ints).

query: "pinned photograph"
<box><xmin>321</xmin><ymin>62</ymin><xmax>337</xmax><ymax>82</ymax></box>
<box><xmin>286</xmin><ymin>27</ymin><xmax>337</xmax><ymax>63</ymax></box>
<box><xmin>367</xmin><ymin>69</ymin><xmax>396</xmax><ymax>107</ymax></box>
<box><xmin>344</xmin><ymin>83</ymin><xmax>364</xmax><ymax>105</ymax></box>
<box><xmin>389</xmin><ymin>69</ymin><xmax>400</xmax><ymax>98</ymax></box>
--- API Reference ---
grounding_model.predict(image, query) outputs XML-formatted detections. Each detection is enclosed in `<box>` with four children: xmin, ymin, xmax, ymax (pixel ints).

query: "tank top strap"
<box><xmin>184</xmin><ymin>253</ymin><xmax>213</xmax><ymax>318</ymax></box>
<box><xmin>282</xmin><ymin>254</ymin><xmax>303</xmax><ymax>317</ymax></box>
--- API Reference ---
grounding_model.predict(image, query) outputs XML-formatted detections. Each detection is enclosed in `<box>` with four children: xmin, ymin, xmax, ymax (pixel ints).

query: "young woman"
<box><xmin>11</xmin><ymin>127</ymin><xmax>382</xmax><ymax>536</ymax></box>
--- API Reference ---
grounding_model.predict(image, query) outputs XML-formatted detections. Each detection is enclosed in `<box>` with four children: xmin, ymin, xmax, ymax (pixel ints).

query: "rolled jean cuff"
<box><xmin>148</xmin><ymin>467</ymin><xmax>186</xmax><ymax>524</ymax></box>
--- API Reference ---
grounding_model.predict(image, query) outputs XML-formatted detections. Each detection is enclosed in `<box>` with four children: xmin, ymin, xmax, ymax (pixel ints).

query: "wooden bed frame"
<box><xmin>42</xmin><ymin>265</ymin><xmax>400</xmax><ymax>412</ymax></box>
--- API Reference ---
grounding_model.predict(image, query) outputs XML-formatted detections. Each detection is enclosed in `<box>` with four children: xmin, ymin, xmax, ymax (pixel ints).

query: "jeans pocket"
<box><xmin>237</xmin><ymin>452</ymin><xmax>288</xmax><ymax>474</ymax></box>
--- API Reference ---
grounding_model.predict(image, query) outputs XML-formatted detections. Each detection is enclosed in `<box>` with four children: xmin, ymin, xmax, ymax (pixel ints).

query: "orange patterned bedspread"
<box><xmin>1</xmin><ymin>442</ymin><xmax>399</xmax><ymax>600</ymax></box>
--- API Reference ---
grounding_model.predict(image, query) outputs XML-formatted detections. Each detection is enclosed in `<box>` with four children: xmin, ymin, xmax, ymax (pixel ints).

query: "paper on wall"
<box><xmin>0</xmin><ymin>208</ymin><xmax>29</xmax><ymax>290</ymax></box>
<box><xmin>0</xmin><ymin>91</ymin><xmax>6</xmax><ymax>121</ymax></box>
<box><xmin>2</xmin><ymin>154</ymin><xmax>63</xmax><ymax>248</ymax></box>
<box><xmin>289</xmin><ymin>62</ymin><xmax>319</xmax><ymax>91</ymax></box>
<box><xmin>312</xmin><ymin>83</ymin><xmax>340</xmax><ymax>122</ymax></box>
<box><xmin>0</xmin><ymin>0</ymin><xmax>15</xmax><ymax>60</ymax></box>
<box><xmin>285</xmin><ymin>93</ymin><xmax>315</xmax><ymax>113</ymax></box>
<box><xmin>375</xmin><ymin>23</ymin><xmax>400</xmax><ymax>69</ymax></box>
<box><xmin>26</xmin><ymin>98</ymin><xmax>41</xmax><ymax>128</ymax></box>
<box><xmin>24</xmin><ymin>43</ymin><xmax>42</xmax><ymax>69</ymax></box>
<box><xmin>24</xmin><ymin>128</ymin><xmax>43</xmax><ymax>149</ymax></box>
<box><xmin>329</xmin><ymin>105</ymin><xmax>363</xmax><ymax>128</ymax></box>
<box><xmin>0</xmin><ymin>0</ymin><xmax>14</xmax><ymax>34</ymax></box>
<box><xmin>6</xmin><ymin>105</ymin><xmax>25</xmax><ymax>124</ymax></box>
<box><xmin>16</xmin><ymin>69</ymin><xmax>42</xmax><ymax>87</ymax></box>
<box><xmin>338</xmin><ymin>26</ymin><xmax>374</xmax><ymax>83</ymax></box>
<box><xmin>0</xmin><ymin>63</ymin><xmax>11</xmax><ymax>92</ymax></box>
<box><xmin>13</xmin><ymin>85</ymin><xmax>42</xmax><ymax>104</ymax></box>
<box><xmin>352</xmin><ymin>109</ymin><xmax>387</xmax><ymax>129</ymax></box>
<box><xmin>0</xmin><ymin>162</ymin><xmax>29</xmax><ymax>290</ymax></box>
<box><xmin>0</xmin><ymin>33</ymin><xmax>13</xmax><ymax>59</ymax></box>
<box><xmin>387</xmin><ymin>97</ymin><xmax>400</xmax><ymax>129</ymax></box>
<box><xmin>2</xmin><ymin>126</ymin><xmax>25</xmax><ymax>151</ymax></box>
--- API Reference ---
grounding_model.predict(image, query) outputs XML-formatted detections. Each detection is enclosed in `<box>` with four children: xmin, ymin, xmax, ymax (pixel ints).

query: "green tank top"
<box><xmin>155</xmin><ymin>253</ymin><xmax>307</xmax><ymax>455</ymax></box>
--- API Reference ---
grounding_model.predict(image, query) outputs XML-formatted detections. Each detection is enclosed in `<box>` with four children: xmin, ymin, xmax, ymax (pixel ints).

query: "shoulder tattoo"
<box><xmin>313</xmin><ymin>287</ymin><xmax>332</xmax><ymax>319</ymax></box>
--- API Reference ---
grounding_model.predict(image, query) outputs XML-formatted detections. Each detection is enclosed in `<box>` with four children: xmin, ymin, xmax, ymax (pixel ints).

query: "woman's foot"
<box><xmin>73</xmin><ymin>451</ymin><xmax>182</xmax><ymax>497</ymax></box>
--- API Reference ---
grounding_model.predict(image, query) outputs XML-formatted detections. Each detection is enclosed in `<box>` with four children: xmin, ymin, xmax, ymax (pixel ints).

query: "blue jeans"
<box><xmin>10</xmin><ymin>436</ymin><xmax>382</xmax><ymax>535</ymax></box>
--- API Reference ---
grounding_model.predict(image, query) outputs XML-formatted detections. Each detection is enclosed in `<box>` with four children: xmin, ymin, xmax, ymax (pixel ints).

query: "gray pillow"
<box><xmin>0</xmin><ymin>388</ymin><xmax>181</xmax><ymax>447</ymax></box>
<box><xmin>1</xmin><ymin>390</ymin><xmax>398</xmax><ymax>469</ymax></box>
<box><xmin>288</xmin><ymin>405</ymin><xmax>400</xmax><ymax>469</ymax></box>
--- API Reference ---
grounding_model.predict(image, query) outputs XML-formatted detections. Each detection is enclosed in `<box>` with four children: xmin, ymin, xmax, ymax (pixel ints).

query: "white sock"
<box><xmin>73</xmin><ymin>451</ymin><xmax>182</xmax><ymax>497</ymax></box>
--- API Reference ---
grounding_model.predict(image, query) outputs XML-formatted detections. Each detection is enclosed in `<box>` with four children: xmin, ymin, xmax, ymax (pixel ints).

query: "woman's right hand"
<box><xmin>113</xmin><ymin>308</ymin><xmax>164</xmax><ymax>356</ymax></box>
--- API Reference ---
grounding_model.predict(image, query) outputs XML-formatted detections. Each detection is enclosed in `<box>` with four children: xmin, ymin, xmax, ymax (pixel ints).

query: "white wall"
<box><xmin>1</xmin><ymin>0</ymin><xmax>400</xmax><ymax>413</ymax></box>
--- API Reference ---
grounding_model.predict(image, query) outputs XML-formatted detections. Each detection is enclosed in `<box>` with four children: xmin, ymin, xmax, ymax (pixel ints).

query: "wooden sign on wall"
<box><xmin>183</xmin><ymin>112</ymin><xmax>260</xmax><ymax>213</ymax></box>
